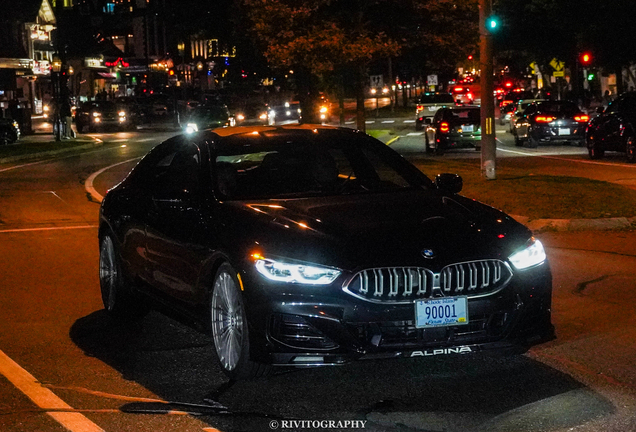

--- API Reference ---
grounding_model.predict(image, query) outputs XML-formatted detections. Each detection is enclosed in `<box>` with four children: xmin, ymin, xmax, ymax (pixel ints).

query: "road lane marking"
<box><xmin>0</xmin><ymin>225</ymin><xmax>97</xmax><ymax>234</ymax></box>
<box><xmin>85</xmin><ymin>157</ymin><xmax>141</xmax><ymax>203</ymax></box>
<box><xmin>403</xmin><ymin>120</ymin><xmax>415</xmax><ymax>123</ymax></box>
<box><xmin>0</xmin><ymin>349</ymin><xmax>104</xmax><ymax>432</ymax></box>
<box><xmin>381</xmin><ymin>120</ymin><xmax>395</xmax><ymax>124</ymax></box>
<box><xmin>406</xmin><ymin>132</ymin><xmax>424</xmax><ymax>136</ymax></box>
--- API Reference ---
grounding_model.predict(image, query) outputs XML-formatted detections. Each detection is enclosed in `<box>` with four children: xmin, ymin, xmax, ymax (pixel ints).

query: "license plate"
<box><xmin>415</xmin><ymin>297</ymin><xmax>468</xmax><ymax>328</ymax></box>
<box><xmin>463</xmin><ymin>125</ymin><xmax>474</xmax><ymax>132</ymax></box>
<box><xmin>558</xmin><ymin>128</ymin><xmax>570</xmax><ymax>135</ymax></box>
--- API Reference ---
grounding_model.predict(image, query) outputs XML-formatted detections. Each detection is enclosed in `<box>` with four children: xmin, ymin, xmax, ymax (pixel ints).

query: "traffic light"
<box><xmin>486</xmin><ymin>15</ymin><xmax>500</xmax><ymax>32</ymax></box>
<box><xmin>580</xmin><ymin>52</ymin><xmax>592</xmax><ymax>66</ymax></box>
<box><xmin>587</xmin><ymin>73</ymin><xmax>595</xmax><ymax>81</ymax></box>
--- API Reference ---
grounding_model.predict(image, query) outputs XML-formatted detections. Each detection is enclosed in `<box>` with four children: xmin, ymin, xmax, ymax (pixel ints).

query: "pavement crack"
<box><xmin>573</xmin><ymin>274</ymin><xmax>613</xmax><ymax>295</ymax></box>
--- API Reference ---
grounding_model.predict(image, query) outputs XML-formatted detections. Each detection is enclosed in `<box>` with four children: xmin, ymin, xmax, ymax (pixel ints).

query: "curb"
<box><xmin>0</xmin><ymin>140</ymin><xmax>103</xmax><ymax>164</ymax></box>
<box><xmin>511</xmin><ymin>215</ymin><xmax>636</xmax><ymax>233</ymax></box>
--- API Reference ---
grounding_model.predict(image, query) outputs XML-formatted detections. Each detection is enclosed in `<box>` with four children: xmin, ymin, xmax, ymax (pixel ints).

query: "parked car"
<box><xmin>513</xmin><ymin>100</ymin><xmax>588</xmax><ymax>148</ymax></box>
<box><xmin>75</xmin><ymin>101</ymin><xmax>133</xmax><ymax>132</ymax></box>
<box><xmin>586</xmin><ymin>92</ymin><xmax>636</xmax><ymax>161</ymax></box>
<box><xmin>98</xmin><ymin>125</ymin><xmax>554</xmax><ymax>379</ymax></box>
<box><xmin>424</xmin><ymin>106</ymin><xmax>482</xmax><ymax>154</ymax></box>
<box><xmin>0</xmin><ymin>117</ymin><xmax>20</xmax><ymax>145</ymax></box>
<box><xmin>415</xmin><ymin>92</ymin><xmax>456</xmax><ymax>130</ymax></box>
<box><xmin>184</xmin><ymin>104</ymin><xmax>234</xmax><ymax>133</ymax></box>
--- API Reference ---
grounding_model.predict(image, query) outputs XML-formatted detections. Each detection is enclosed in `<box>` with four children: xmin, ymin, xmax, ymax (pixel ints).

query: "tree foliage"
<box><xmin>243</xmin><ymin>0</ymin><xmax>479</xmax><ymax>79</ymax></box>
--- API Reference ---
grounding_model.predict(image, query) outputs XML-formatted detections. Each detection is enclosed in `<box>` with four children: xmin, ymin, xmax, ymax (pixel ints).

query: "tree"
<box><xmin>243</xmin><ymin>0</ymin><xmax>479</xmax><ymax>129</ymax></box>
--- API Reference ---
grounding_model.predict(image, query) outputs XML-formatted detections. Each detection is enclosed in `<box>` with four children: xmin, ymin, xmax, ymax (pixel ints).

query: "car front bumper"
<box><xmin>241</xmin><ymin>263</ymin><xmax>554</xmax><ymax>367</ymax></box>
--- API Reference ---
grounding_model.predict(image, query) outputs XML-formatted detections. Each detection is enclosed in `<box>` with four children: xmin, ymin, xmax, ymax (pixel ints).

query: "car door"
<box><xmin>143</xmin><ymin>138</ymin><xmax>214</xmax><ymax>304</ymax></box>
<box><xmin>599</xmin><ymin>100</ymin><xmax>624</xmax><ymax>150</ymax></box>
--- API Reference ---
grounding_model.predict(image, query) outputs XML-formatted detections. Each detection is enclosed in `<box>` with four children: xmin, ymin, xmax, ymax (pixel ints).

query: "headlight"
<box><xmin>118</xmin><ymin>111</ymin><xmax>126</xmax><ymax>117</ymax></box>
<box><xmin>237</xmin><ymin>114</ymin><xmax>245</xmax><ymax>121</ymax></box>
<box><xmin>259</xmin><ymin>113</ymin><xmax>268</xmax><ymax>120</ymax></box>
<box><xmin>319</xmin><ymin>106</ymin><xmax>328</xmax><ymax>114</ymax></box>
<box><xmin>185</xmin><ymin>123</ymin><xmax>198</xmax><ymax>134</ymax></box>
<box><xmin>254</xmin><ymin>257</ymin><xmax>341</xmax><ymax>285</ymax></box>
<box><xmin>508</xmin><ymin>237</ymin><xmax>546</xmax><ymax>270</ymax></box>
<box><xmin>92</xmin><ymin>112</ymin><xmax>101</xmax><ymax>117</ymax></box>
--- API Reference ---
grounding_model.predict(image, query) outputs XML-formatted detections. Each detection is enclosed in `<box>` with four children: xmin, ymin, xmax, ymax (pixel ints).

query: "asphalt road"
<box><xmin>1</xmin><ymin>126</ymin><xmax>636</xmax><ymax>432</ymax></box>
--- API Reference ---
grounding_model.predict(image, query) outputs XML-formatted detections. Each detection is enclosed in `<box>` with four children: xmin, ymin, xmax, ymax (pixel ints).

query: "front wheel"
<box><xmin>587</xmin><ymin>135</ymin><xmax>604</xmax><ymax>159</ymax></box>
<box><xmin>210</xmin><ymin>263</ymin><xmax>270</xmax><ymax>380</ymax></box>
<box><xmin>99</xmin><ymin>233</ymin><xmax>149</xmax><ymax>319</ymax></box>
<box><xmin>626</xmin><ymin>136</ymin><xmax>636</xmax><ymax>163</ymax></box>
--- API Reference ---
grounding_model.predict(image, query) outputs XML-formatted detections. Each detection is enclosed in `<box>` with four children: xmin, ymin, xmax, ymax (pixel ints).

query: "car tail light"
<box><xmin>535</xmin><ymin>115</ymin><xmax>555</xmax><ymax>123</ymax></box>
<box><xmin>467</xmin><ymin>93</ymin><xmax>473</xmax><ymax>100</ymax></box>
<box><xmin>501</xmin><ymin>100</ymin><xmax>512</xmax><ymax>107</ymax></box>
<box><xmin>574</xmin><ymin>114</ymin><xmax>589</xmax><ymax>122</ymax></box>
<box><xmin>454</xmin><ymin>87</ymin><xmax>464</xmax><ymax>92</ymax></box>
<box><xmin>440</xmin><ymin>122</ymin><xmax>450</xmax><ymax>133</ymax></box>
<box><xmin>416</xmin><ymin>104</ymin><xmax>423</xmax><ymax>112</ymax></box>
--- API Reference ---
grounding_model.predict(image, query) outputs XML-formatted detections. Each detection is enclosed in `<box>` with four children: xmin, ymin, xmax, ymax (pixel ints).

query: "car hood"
<box><xmin>221</xmin><ymin>189</ymin><xmax>531</xmax><ymax>271</ymax></box>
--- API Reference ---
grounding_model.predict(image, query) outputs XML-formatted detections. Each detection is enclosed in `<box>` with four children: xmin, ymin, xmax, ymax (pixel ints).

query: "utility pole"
<box><xmin>479</xmin><ymin>0</ymin><xmax>496</xmax><ymax>179</ymax></box>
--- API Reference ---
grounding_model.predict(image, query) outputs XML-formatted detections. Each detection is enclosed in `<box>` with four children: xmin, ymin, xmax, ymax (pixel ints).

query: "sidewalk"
<box><xmin>3</xmin><ymin>116</ymin><xmax>635</xmax><ymax>234</ymax></box>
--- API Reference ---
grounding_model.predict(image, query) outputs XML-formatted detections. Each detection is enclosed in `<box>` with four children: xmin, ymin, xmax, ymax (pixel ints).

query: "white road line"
<box><xmin>0</xmin><ymin>349</ymin><xmax>104</xmax><ymax>432</ymax></box>
<box><xmin>381</xmin><ymin>120</ymin><xmax>395</xmax><ymax>124</ymax></box>
<box><xmin>85</xmin><ymin>157</ymin><xmax>140</xmax><ymax>203</ymax></box>
<box><xmin>403</xmin><ymin>120</ymin><xmax>416</xmax><ymax>123</ymax></box>
<box><xmin>406</xmin><ymin>132</ymin><xmax>424</xmax><ymax>136</ymax></box>
<box><xmin>0</xmin><ymin>225</ymin><xmax>97</xmax><ymax>234</ymax></box>
<box><xmin>345</xmin><ymin>121</ymin><xmax>355</xmax><ymax>125</ymax></box>
<box><xmin>365</xmin><ymin>120</ymin><xmax>375</xmax><ymax>124</ymax></box>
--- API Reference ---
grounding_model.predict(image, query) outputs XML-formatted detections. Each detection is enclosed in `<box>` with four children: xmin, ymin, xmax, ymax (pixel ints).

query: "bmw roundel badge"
<box><xmin>422</xmin><ymin>248</ymin><xmax>435</xmax><ymax>259</ymax></box>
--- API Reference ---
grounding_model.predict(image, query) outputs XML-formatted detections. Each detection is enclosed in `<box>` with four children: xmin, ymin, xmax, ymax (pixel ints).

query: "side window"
<box><xmin>156</xmin><ymin>144</ymin><xmax>201</xmax><ymax>195</ymax></box>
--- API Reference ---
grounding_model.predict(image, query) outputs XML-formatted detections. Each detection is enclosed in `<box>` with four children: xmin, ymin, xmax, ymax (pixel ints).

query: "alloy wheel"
<box><xmin>211</xmin><ymin>270</ymin><xmax>245</xmax><ymax>372</ymax></box>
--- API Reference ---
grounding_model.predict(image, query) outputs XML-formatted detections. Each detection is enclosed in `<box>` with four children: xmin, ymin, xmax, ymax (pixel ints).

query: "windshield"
<box><xmin>214</xmin><ymin>134</ymin><xmax>430</xmax><ymax>200</ymax></box>
<box><xmin>420</xmin><ymin>94</ymin><xmax>454</xmax><ymax>104</ymax></box>
<box><xmin>534</xmin><ymin>101</ymin><xmax>580</xmax><ymax>116</ymax></box>
<box><xmin>192</xmin><ymin>106</ymin><xmax>228</xmax><ymax>120</ymax></box>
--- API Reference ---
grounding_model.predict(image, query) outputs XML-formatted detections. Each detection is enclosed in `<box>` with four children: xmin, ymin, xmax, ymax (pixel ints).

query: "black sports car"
<box><xmin>586</xmin><ymin>92</ymin><xmax>636</xmax><ymax>162</ymax></box>
<box><xmin>513</xmin><ymin>100</ymin><xmax>588</xmax><ymax>148</ymax></box>
<box><xmin>98</xmin><ymin>125</ymin><xmax>554</xmax><ymax>379</ymax></box>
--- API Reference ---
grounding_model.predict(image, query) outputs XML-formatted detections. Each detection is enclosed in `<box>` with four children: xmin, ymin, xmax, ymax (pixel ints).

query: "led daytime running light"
<box><xmin>508</xmin><ymin>238</ymin><xmax>547</xmax><ymax>270</ymax></box>
<box><xmin>255</xmin><ymin>258</ymin><xmax>341</xmax><ymax>285</ymax></box>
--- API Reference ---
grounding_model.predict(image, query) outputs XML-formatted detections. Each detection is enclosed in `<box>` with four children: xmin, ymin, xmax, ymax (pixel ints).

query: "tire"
<box><xmin>627</xmin><ymin>136</ymin><xmax>636</xmax><ymax>163</ymax></box>
<box><xmin>0</xmin><ymin>131</ymin><xmax>10</xmax><ymax>146</ymax></box>
<box><xmin>425</xmin><ymin>135</ymin><xmax>433</xmax><ymax>154</ymax></box>
<box><xmin>210</xmin><ymin>263</ymin><xmax>270</xmax><ymax>380</ymax></box>
<box><xmin>587</xmin><ymin>134</ymin><xmax>604</xmax><ymax>160</ymax></box>
<box><xmin>99</xmin><ymin>233</ymin><xmax>149</xmax><ymax>319</ymax></box>
<box><xmin>526</xmin><ymin>136</ymin><xmax>539</xmax><ymax>148</ymax></box>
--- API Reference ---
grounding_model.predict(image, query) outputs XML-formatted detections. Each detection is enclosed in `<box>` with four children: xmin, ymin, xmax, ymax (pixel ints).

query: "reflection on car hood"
<box><xmin>223</xmin><ymin>189</ymin><xmax>530</xmax><ymax>270</ymax></box>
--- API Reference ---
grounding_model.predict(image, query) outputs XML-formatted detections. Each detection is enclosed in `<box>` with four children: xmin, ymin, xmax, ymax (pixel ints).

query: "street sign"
<box><xmin>369</xmin><ymin>75</ymin><xmax>383</xmax><ymax>88</ymax></box>
<box><xmin>427</xmin><ymin>74</ymin><xmax>438</xmax><ymax>86</ymax></box>
<box><xmin>550</xmin><ymin>58</ymin><xmax>565</xmax><ymax>72</ymax></box>
<box><xmin>553</xmin><ymin>71</ymin><xmax>564</xmax><ymax>77</ymax></box>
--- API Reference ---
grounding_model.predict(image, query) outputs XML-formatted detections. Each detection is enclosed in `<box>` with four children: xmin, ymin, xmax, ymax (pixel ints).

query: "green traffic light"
<box><xmin>487</xmin><ymin>15</ymin><xmax>499</xmax><ymax>31</ymax></box>
<box><xmin>587</xmin><ymin>74</ymin><xmax>595</xmax><ymax>81</ymax></box>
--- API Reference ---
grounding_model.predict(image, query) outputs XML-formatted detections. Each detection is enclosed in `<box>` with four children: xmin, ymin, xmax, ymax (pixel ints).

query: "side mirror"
<box><xmin>435</xmin><ymin>173</ymin><xmax>463</xmax><ymax>194</ymax></box>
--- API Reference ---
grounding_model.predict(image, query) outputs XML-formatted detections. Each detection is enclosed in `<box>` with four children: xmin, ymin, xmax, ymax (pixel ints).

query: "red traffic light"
<box><xmin>580</xmin><ymin>52</ymin><xmax>592</xmax><ymax>65</ymax></box>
